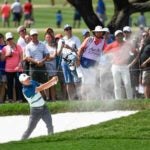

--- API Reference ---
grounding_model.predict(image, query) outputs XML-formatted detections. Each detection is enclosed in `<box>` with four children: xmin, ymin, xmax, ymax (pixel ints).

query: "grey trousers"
<box><xmin>21</xmin><ymin>105</ymin><xmax>53</xmax><ymax>140</ymax></box>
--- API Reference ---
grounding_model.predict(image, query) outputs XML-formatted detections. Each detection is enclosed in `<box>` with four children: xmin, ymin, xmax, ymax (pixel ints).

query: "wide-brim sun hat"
<box><xmin>93</xmin><ymin>25</ymin><xmax>103</xmax><ymax>32</ymax></box>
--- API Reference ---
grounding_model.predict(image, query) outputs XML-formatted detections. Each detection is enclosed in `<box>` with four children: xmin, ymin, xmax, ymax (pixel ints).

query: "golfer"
<box><xmin>19</xmin><ymin>73</ymin><xmax>58</xmax><ymax>140</ymax></box>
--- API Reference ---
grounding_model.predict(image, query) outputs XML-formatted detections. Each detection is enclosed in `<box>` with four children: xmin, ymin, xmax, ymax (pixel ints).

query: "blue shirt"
<box><xmin>23</xmin><ymin>80</ymin><xmax>45</xmax><ymax>107</ymax></box>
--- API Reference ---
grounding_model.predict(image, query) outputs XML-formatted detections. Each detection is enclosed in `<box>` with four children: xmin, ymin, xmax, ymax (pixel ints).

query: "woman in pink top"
<box><xmin>1</xmin><ymin>32</ymin><xmax>24</xmax><ymax>103</ymax></box>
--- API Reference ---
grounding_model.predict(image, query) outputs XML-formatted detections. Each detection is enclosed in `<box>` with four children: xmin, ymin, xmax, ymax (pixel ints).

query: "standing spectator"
<box><xmin>25</xmin><ymin>29</ymin><xmax>49</xmax><ymax>84</ymax></box>
<box><xmin>56</xmin><ymin>10</ymin><xmax>63</xmax><ymax>28</ymax></box>
<box><xmin>17</xmin><ymin>25</ymin><xmax>30</xmax><ymax>75</ymax></box>
<box><xmin>11</xmin><ymin>0</ymin><xmax>23</xmax><ymax>27</ymax></box>
<box><xmin>123</xmin><ymin>26</ymin><xmax>140</xmax><ymax>98</ymax></box>
<box><xmin>23</xmin><ymin>0</ymin><xmax>33</xmax><ymax>28</ymax></box>
<box><xmin>73</xmin><ymin>9</ymin><xmax>81</xmax><ymax>28</ymax></box>
<box><xmin>19</xmin><ymin>73</ymin><xmax>58</xmax><ymax>140</ymax></box>
<box><xmin>81</xmin><ymin>29</ymin><xmax>90</xmax><ymax>40</ymax></box>
<box><xmin>57</xmin><ymin>24</ymin><xmax>81</xmax><ymax>100</ymax></box>
<box><xmin>0</xmin><ymin>0</ymin><xmax>11</xmax><ymax>27</ymax></box>
<box><xmin>103</xmin><ymin>27</ymin><xmax>114</xmax><ymax>44</ymax></box>
<box><xmin>78</xmin><ymin>25</ymin><xmax>106</xmax><ymax>100</ymax></box>
<box><xmin>137</xmin><ymin>12</ymin><xmax>147</xmax><ymax>27</ymax></box>
<box><xmin>104</xmin><ymin>30</ymin><xmax>133</xmax><ymax>100</ymax></box>
<box><xmin>0</xmin><ymin>33</ymin><xmax>7</xmax><ymax>103</ymax></box>
<box><xmin>139</xmin><ymin>36</ymin><xmax>150</xmax><ymax>98</ymax></box>
<box><xmin>96</xmin><ymin>0</ymin><xmax>107</xmax><ymax>25</ymax></box>
<box><xmin>1</xmin><ymin>32</ymin><xmax>24</xmax><ymax>102</ymax></box>
<box><xmin>55</xmin><ymin>33</ymin><xmax>68</xmax><ymax>100</ymax></box>
<box><xmin>44</xmin><ymin>32</ymin><xmax>57</xmax><ymax>101</ymax></box>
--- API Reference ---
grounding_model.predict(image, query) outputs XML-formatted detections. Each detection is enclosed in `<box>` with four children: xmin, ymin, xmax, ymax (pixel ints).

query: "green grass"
<box><xmin>0</xmin><ymin>99</ymin><xmax>150</xmax><ymax>116</ymax></box>
<box><xmin>0</xmin><ymin>109</ymin><xmax>150</xmax><ymax>150</ymax></box>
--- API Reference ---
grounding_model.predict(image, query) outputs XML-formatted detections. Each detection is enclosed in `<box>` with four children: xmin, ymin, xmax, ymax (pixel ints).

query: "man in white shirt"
<box><xmin>57</xmin><ymin>24</ymin><xmax>81</xmax><ymax>100</ymax></box>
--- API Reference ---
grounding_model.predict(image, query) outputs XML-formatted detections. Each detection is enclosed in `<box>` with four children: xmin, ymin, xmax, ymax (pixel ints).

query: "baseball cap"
<box><xmin>17</xmin><ymin>25</ymin><xmax>26</xmax><ymax>33</ymax></box>
<box><xmin>93</xmin><ymin>25</ymin><xmax>103</xmax><ymax>32</ymax></box>
<box><xmin>30</xmin><ymin>29</ymin><xmax>38</xmax><ymax>36</ymax></box>
<box><xmin>103</xmin><ymin>27</ymin><xmax>110</xmax><ymax>33</ymax></box>
<box><xmin>64</xmin><ymin>24</ymin><xmax>72</xmax><ymax>30</ymax></box>
<box><xmin>5</xmin><ymin>32</ymin><xmax>13</xmax><ymax>40</ymax></box>
<box><xmin>123</xmin><ymin>26</ymin><xmax>131</xmax><ymax>32</ymax></box>
<box><xmin>19</xmin><ymin>73</ymin><xmax>30</xmax><ymax>82</ymax></box>
<box><xmin>82</xmin><ymin>29</ymin><xmax>90</xmax><ymax>36</ymax></box>
<box><xmin>114</xmin><ymin>30</ymin><xmax>123</xmax><ymax>36</ymax></box>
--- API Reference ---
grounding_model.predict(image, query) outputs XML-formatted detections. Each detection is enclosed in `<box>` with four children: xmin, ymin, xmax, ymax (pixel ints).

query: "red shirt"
<box><xmin>104</xmin><ymin>40</ymin><xmax>131</xmax><ymax>65</ymax></box>
<box><xmin>23</xmin><ymin>2</ymin><xmax>32</xmax><ymax>14</ymax></box>
<box><xmin>1</xmin><ymin>4</ymin><xmax>11</xmax><ymax>18</ymax></box>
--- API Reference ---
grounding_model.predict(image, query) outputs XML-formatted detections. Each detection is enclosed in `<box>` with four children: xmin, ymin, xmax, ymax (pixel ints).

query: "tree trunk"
<box><xmin>67</xmin><ymin>0</ymin><xmax>150</xmax><ymax>33</ymax></box>
<box><xmin>67</xmin><ymin>0</ymin><xmax>103</xmax><ymax>30</ymax></box>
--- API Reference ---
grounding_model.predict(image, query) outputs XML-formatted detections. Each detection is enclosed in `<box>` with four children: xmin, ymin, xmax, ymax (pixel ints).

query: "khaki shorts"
<box><xmin>142</xmin><ymin>71</ymin><xmax>150</xmax><ymax>85</ymax></box>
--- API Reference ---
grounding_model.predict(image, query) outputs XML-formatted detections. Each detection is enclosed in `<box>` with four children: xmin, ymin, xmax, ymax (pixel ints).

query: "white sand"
<box><xmin>0</xmin><ymin>111</ymin><xmax>137</xmax><ymax>143</ymax></box>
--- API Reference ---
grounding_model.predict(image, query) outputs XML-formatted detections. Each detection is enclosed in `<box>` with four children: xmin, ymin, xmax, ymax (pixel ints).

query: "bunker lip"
<box><xmin>0</xmin><ymin>111</ymin><xmax>138</xmax><ymax>143</ymax></box>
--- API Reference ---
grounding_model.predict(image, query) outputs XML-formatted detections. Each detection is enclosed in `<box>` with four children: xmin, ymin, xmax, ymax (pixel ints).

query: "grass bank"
<box><xmin>0</xmin><ymin>109</ymin><xmax>150</xmax><ymax>150</ymax></box>
<box><xmin>0</xmin><ymin>99</ymin><xmax>150</xmax><ymax>116</ymax></box>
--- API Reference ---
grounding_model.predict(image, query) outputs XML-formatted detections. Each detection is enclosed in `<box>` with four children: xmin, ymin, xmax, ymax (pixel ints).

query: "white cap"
<box><xmin>30</xmin><ymin>29</ymin><xmax>38</xmax><ymax>36</ymax></box>
<box><xmin>82</xmin><ymin>29</ymin><xmax>90</xmax><ymax>36</ymax></box>
<box><xmin>93</xmin><ymin>25</ymin><xmax>103</xmax><ymax>32</ymax></box>
<box><xmin>5</xmin><ymin>32</ymin><xmax>13</xmax><ymax>40</ymax></box>
<box><xmin>103</xmin><ymin>27</ymin><xmax>110</xmax><ymax>33</ymax></box>
<box><xmin>19</xmin><ymin>73</ymin><xmax>30</xmax><ymax>82</ymax></box>
<box><xmin>123</xmin><ymin>26</ymin><xmax>131</xmax><ymax>32</ymax></box>
<box><xmin>64</xmin><ymin>24</ymin><xmax>72</xmax><ymax>30</ymax></box>
<box><xmin>17</xmin><ymin>25</ymin><xmax>26</xmax><ymax>33</ymax></box>
<box><xmin>114</xmin><ymin>30</ymin><xmax>123</xmax><ymax>36</ymax></box>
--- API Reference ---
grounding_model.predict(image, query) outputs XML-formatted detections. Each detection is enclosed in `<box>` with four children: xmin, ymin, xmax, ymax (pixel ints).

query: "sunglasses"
<box><xmin>65</xmin><ymin>27</ymin><xmax>72</xmax><ymax>31</ymax></box>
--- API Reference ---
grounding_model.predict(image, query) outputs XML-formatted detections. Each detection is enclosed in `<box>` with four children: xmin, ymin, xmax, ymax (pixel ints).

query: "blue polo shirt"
<box><xmin>23</xmin><ymin>80</ymin><xmax>45</xmax><ymax>107</ymax></box>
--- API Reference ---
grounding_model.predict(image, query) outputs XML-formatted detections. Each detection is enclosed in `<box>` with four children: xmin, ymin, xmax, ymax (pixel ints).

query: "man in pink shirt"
<box><xmin>0</xmin><ymin>0</ymin><xmax>11</xmax><ymax>27</ymax></box>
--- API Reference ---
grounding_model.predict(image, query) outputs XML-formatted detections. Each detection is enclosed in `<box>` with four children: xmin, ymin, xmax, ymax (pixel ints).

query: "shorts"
<box><xmin>61</xmin><ymin>60</ymin><xmax>79</xmax><ymax>83</ymax></box>
<box><xmin>80</xmin><ymin>57</ymin><xmax>97</xmax><ymax>68</ymax></box>
<box><xmin>142</xmin><ymin>70</ymin><xmax>150</xmax><ymax>85</ymax></box>
<box><xmin>24</xmin><ymin>13</ymin><xmax>32</xmax><ymax>20</ymax></box>
<box><xmin>13</xmin><ymin>12</ymin><xmax>22</xmax><ymax>22</ymax></box>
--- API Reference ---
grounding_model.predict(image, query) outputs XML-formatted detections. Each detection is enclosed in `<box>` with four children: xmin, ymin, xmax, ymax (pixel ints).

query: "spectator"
<box><xmin>103</xmin><ymin>27</ymin><xmax>114</xmax><ymax>44</ymax></box>
<box><xmin>55</xmin><ymin>33</ymin><xmax>68</xmax><ymax>100</ymax></box>
<box><xmin>139</xmin><ymin>36</ymin><xmax>150</xmax><ymax>98</ymax></box>
<box><xmin>57</xmin><ymin>24</ymin><xmax>81</xmax><ymax>100</ymax></box>
<box><xmin>73</xmin><ymin>9</ymin><xmax>81</xmax><ymax>28</ymax></box>
<box><xmin>1</xmin><ymin>32</ymin><xmax>24</xmax><ymax>103</ymax></box>
<box><xmin>0</xmin><ymin>33</ymin><xmax>7</xmax><ymax>103</ymax></box>
<box><xmin>0</xmin><ymin>0</ymin><xmax>11</xmax><ymax>27</ymax></box>
<box><xmin>104</xmin><ymin>30</ymin><xmax>133</xmax><ymax>100</ymax></box>
<box><xmin>137</xmin><ymin>12</ymin><xmax>147</xmax><ymax>27</ymax></box>
<box><xmin>56</xmin><ymin>10</ymin><xmax>63</xmax><ymax>28</ymax></box>
<box><xmin>11</xmin><ymin>0</ymin><xmax>23</xmax><ymax>27</ymax></box>
<box><xmin>23</xmin><ymin>0</ymin><xmax>33</xmax><ymax>28</ymax></box>
<box><xmin>25</xmin><ymin>29</ymin><xmax>49</xmax><ymax>84</ymax></box>
<box><xmin>96</xmin><ymin>0</ymin><xmax>107</xmax><ymax>25</ymax></box>
<box><xmin>81</xmin><ymin>29</ymin><xmax>90</xmax><ymax>40</ymax></box>
<box><xmin>123</xmin><ymin>26</ymin><xmax>140</xmax><ymax>98</ymax></box>
<box><xmin>44</xmin><ymin>32</ymin><xmax>57</xmax><ymax>101</ymax></box>
<box><xmin>17</xmin><ymin>25</ymin><xmax>30</xmax><ymax>75</ymax></box>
